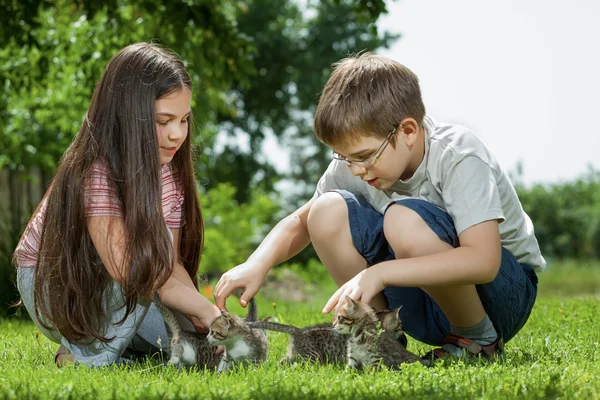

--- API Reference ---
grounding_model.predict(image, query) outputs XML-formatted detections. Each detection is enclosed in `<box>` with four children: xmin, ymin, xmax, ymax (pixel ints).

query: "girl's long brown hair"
<box><xmin>21</xmin><ymin>43</ymin><xmax>203</xmax><ymax>343</ymax></box>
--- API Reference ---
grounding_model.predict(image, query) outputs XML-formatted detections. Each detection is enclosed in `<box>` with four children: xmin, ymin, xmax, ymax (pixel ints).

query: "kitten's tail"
<box><xmin>153</xmin><ymin>291</ymin><xmax>181</xmax><ymax>345</ymax></box>
<box><xmin>246</xmin><ymin>297</ymin><xmax>258</xmax><ymax>322</ymax></box>
<box><xmin>247</xmin><ymin>321</ymin><xmax>300</xmax><ymax>334</ymax></box>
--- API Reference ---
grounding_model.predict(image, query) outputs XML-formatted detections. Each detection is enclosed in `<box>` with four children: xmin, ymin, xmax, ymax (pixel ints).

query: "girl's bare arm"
<box><xmin>87</xmin><ymin>216</ymin><xmax>220</xmax><ymax>329</ymax></box>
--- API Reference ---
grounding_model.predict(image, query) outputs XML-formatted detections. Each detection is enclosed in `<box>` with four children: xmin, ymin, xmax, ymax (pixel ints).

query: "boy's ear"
<box><xmin>399</xmin><ymin>118</ymin><xmax>420</xmax><ymax>145</ymax></box>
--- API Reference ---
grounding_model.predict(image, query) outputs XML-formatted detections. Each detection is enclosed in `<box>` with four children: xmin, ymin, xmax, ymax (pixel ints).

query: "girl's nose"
<box><xmin>168</xmin><ymin>124</ymin><xmax>187</xmax><ymax>141</ymax></box>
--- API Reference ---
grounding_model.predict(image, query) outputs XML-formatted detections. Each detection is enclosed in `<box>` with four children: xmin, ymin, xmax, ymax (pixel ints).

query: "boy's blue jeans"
<box><xmin>333</xmin><ymin>190</ymin><xmax>538</xmax><ymax>346</ymax></box>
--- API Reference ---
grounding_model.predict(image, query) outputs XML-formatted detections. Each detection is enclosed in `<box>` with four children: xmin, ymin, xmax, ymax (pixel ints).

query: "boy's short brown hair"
<box><xmin>314</xmin><ymin>53</ymin><xmax>425</xmax><ymax>147</ymax></box>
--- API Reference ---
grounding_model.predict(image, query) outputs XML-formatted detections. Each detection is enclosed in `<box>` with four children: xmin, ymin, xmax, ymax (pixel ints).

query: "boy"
<box><xmin>215</xmin><ymin>53</ymin><xmax>543</xmax><ymax>359</ymax></box>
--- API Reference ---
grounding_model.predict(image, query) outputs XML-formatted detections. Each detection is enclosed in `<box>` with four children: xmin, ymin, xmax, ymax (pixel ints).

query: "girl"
<box><xmin>13</xmin><ymin>43</ymin><xmax>220</xmax><ymax>367</ymax></box>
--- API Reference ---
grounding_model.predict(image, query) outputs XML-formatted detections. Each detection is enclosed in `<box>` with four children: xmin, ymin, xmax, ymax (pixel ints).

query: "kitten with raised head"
<box><xmin>154</xmin><ymin>292</ymin><xmax>220</xmax><ymax>369</ymax></box>
<box><xmin>333</xmin><ymin>296</ymin><xmax>429</xmax><ymax>370</ymax></box>
<box><xmin>207</xmin><ymin>300</ymin><xmax>268</xmax><ymax>372</ymax></box>
<box><xmin>154</xmin><ymin>293</ymin><xmax>267</xmax><ymax>372</ymax></box>
<box><xmin>247</xmin><ymin>320</ymin><xmax>347</xmax><ymax>364</ymax></box>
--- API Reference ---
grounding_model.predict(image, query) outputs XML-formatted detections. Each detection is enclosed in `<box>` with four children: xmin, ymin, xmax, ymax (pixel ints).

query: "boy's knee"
<box><xmin>307</xmin><ymin>191</ymin><xmax>348</xmax><ymax>237</ymax></box>
<box><xmin>383</xmin><ymin>203</ymin><xmax>433</xmax><ymax>258</ymax></box>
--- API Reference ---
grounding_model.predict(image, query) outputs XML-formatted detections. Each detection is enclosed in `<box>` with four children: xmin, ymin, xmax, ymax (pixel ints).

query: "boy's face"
<box><xmin>330</xmin><ymin>118</ymin><xmax>422</xmax><ymax>189</ymax></box>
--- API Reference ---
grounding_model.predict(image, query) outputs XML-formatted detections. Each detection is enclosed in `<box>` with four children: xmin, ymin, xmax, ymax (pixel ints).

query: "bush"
<box><xmin>199</xmin><ymin>183</ymin><xmax>281</xmax><ymax>278</ymax></box>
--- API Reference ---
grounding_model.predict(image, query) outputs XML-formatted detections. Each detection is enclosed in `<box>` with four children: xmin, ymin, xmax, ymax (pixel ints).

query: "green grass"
<box><xmin>1</xmin><ymin>262</ymin><xmax>599</xmax><ymax>399</ymax></box>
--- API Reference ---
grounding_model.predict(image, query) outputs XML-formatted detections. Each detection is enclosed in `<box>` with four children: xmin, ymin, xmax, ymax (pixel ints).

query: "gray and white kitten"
<box><xmin>247</xmin><ymin>320</ymin><xmax>347</xmax><ymax>364</ymax></box>
<box><xmin>206</xmin><ymin>300</ymin><xmax>268</xmax><ymax>372</ymax></box>
<box><xmin>154</xmin><ymin>293</ymin><xmax>219</xmax><ymax>369</ymax></box>
<box><xmin>154</xmin><ymin>293</ymin><xmax>267</xmax><ymax>372</ymax></box>
<box><xmin>333</xmin><ymin>296</ymin><xmax>429</xmax><ymax>369</ymax></box>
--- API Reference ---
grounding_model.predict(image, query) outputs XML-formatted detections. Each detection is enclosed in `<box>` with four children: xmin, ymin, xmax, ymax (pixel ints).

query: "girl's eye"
<box><xmin>157</xmin><ymin>120</ymin><xmax>169</xmax><ymax>126</ymax></box>
<box><xmin>181</xmin><ymin>117</ymin><xmax>189</xmax><ymax>124</ymax></box>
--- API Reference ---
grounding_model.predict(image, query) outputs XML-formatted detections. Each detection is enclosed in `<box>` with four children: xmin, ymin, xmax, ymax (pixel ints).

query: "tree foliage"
<box><xmin>516</xmin><ymin>167</ymin><xmax>600</xmax><ymax>260</ymax></box>
<box><xmin>0</xmin><ymin>0</ymin><xmax>394</xmax><ymax>316</ymax></box>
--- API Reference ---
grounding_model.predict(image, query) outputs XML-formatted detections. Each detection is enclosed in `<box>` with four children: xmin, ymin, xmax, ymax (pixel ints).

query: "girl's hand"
<box><xmin>214</xmin><ymin>261</ymin><xmax>268</xmax><ymax>310</ymax></box>
<box><xmin>189</xmin><ymin>315</ymin><xmax>210</xmax><ymax>333</ymax></box>
<box><xmin>322</xmin><ymin>269</ymin><xmax>385</xmax><ymax>314</ymax></box>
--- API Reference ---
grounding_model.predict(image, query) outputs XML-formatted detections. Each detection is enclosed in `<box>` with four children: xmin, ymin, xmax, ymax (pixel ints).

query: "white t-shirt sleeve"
<box><xmin>314</xmin><ymin>160</ymin><xmax>350</xmax><ymax>197</ymax></box>
<box><xmin>441</xmin><ymin>156</ymin><xmax>505</xmax><ymax>234</ymax></box>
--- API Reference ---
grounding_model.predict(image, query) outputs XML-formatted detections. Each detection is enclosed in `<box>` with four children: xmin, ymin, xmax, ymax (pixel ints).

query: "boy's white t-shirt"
<box><xmin>314</xmin><ymin>115</ymin><xmax>546</xmax><ymax>272</ymax></box>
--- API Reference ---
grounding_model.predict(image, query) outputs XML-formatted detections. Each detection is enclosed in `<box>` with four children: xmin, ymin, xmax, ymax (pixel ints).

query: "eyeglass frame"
<box><xmin>332</xmin><ymin>124</ymin><xmax>399</xmax><ymax>169</ymax></box>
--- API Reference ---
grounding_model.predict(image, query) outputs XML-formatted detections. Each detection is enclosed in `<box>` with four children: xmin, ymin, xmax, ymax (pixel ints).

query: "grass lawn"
<box><xmin>1</xmin><ymin>261</ymin><xmax>599</xmax><ymax>399</ymax></box>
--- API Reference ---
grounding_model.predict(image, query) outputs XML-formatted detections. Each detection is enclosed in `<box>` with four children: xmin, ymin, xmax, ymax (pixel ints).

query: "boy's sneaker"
<box><xmin>423</xmin><ymin>335</ymin><xmax>503</xmax><ymax>362</ymax></box>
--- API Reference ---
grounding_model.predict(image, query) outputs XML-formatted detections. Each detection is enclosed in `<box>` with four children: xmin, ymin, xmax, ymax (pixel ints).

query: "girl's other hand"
<box><xmin>214</xmin><ymin>261</ymin><xmax>267</xmax><ymax>310</ymax></box>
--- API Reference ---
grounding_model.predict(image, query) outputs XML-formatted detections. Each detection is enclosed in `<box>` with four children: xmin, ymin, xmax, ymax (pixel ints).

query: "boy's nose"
<box><xmin>348</xmin><ymin>163</ymin><xmax>367</xmax><ymax>176</ymax></box>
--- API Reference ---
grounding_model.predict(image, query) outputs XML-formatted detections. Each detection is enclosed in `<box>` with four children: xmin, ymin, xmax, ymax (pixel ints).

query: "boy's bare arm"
<box><xmin>323</xmin><ymin>219</ymin><xmax>502</xmax><ymax>313</ymax></box>
<box><xmin>214</xmin><ymin>198</ymin><xmax>314</xmax><ymax>309</ymax></box>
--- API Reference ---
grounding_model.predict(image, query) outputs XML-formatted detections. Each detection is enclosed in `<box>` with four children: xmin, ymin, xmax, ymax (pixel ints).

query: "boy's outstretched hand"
<box><xmin>322</xmin><ymin>268</ymin><xmax>385</xmax><ymax>314</ymax></box>
<box><xmin>214</xmin><ymin>261</ymin><xmax>267</xmax><ymax>310</ymax></box>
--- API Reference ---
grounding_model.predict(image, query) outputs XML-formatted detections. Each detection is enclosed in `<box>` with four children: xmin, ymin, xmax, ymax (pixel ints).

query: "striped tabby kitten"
<box><xmin>154</xmin><ymin>293</ymin><xmax>267</xmax><ymax>372</ymax></box>
<box><xmin>247</xmin><ymin>321</ymin><xmax>347</xmax><ymax>364</ymax></box>
<box><xmin>333</xmin><ymin>296</ymin><xmax>429</xmax><ymax>369</ymax></box>
<box><xmin>207</xmin><ymin>301</ymin><xmax>268</xmax><ymax>372</ymax></box>
<box><xmin>154</xmin><ymin>292</ymin><xmax>219</xmax><ymax>369</ymax></box>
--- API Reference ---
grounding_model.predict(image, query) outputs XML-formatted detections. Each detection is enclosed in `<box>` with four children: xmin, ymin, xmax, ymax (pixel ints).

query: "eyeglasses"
<box><xmin>332</xmin><ymin>125</ymin><xmax>398</xmax><ymax>169</ymax></box>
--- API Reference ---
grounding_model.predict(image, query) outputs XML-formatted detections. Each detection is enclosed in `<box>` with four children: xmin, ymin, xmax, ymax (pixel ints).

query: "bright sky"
<box><xmin>260</xmin><ymin>0</ymin><xmax>599</xmax><ymax>185</ymax></box>
<box><xmin>377</xmin><ymin>0</ymin><xmax>600</xmax><ymax>184</ymax></box>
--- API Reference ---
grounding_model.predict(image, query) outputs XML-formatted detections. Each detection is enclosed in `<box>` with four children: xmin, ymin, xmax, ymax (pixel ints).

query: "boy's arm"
<box><xmin>323</xmin><ymin>218</ymin><xmax>502</xmax><ymax>313</ymax></box>
<box><xmin>214</xmin><ymin>198</ymin><xmax>314</xmax><ymax>309</ymax></box>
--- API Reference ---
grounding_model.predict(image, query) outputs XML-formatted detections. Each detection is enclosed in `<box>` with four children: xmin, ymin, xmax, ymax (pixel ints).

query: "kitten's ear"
<box><xmin>380</xmin><ymin>307</ymin><xmax>402</xmax><ymax>330</ymax></box>
<box><xmin>344</xmin><ymin>296</ymin><xmax>358</xmax><ymax>308</ymax></box>
<box><xmin>394</xmin><ymin>306</ymin><xmax>402</xmax><ymax>318</ymax></box>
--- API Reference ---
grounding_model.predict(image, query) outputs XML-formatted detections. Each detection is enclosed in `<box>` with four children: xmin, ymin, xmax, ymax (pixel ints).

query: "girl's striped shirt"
<box><xmin>14</xmin><ymin>161</ymin><xmax>184</xmax><ymax>268</ymax></box>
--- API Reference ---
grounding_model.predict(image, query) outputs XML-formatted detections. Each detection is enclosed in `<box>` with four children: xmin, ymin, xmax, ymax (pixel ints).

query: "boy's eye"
<box><xmin>350</xmin><ymin>153</ymin><xmax>372</xmax><ymax>162</ymax></box>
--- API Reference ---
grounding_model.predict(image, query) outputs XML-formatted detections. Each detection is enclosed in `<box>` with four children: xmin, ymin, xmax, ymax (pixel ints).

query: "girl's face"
<box><xmin>155</xmin><ymin>88</ymin><xmax>192</xmax><ymax>165</ymax></box>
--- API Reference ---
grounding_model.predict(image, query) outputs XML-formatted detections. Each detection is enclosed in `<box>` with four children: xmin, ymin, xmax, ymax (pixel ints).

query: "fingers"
<box><xmin>322</xmin><ymin>285</ymin><xmax>344</xmax><ymax>314</ymax></box>
<box><xmin>214</xmin><ymin>276</ymin><xmax>233</xmax><ymax>311</ymax></box>
<box><xmin>239</xmin><ymin>284</ymin><xmax>259</xmax><ymax>308</ymax></box>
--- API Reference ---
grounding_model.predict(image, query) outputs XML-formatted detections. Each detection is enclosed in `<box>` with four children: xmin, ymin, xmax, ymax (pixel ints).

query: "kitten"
<box><xmin>247</xmin><ymin>311</ymin><xmax>406</xmax><ymax>365</ymax></box>
<box><xmin>247</xmin><ymin>320</ymin><xmax>347</xmax><ymax>364</ymax></box>
<box><xmin>153</xmin><ymin>293</ymin><xmax>220</xmax><ymax>369</ymax></box>
<box><xmin>207</xmin><ymin>299</ymin><xmax>268</xmax><ymax>372</ymax></box>
<box><xmin>333</xmin><ymin>296</ymin><xmax>429</xmax><ymax>370</ymax></box>
<box><xmin>154</xmin><ymin>293</ymin><xmax>267</xmax><ymax>372</ymax></box>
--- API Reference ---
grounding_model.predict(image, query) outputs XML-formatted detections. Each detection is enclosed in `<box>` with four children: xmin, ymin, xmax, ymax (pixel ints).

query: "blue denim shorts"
<box><xmin>333</xmin><ymin>190</ymin><xmax>538</xmax><ymax>346</ymax></box>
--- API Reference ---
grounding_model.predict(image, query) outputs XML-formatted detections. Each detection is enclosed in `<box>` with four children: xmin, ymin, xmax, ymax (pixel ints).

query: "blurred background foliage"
<box><xmin>1</xmin><ymin>0</ymin><xmax>599</xmax><ymax>317</ymax></box>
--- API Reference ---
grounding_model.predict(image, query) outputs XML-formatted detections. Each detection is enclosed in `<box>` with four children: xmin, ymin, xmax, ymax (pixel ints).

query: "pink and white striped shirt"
<box><xmin>14</xmin><ymin>161</ymin><xmax>185</xmax><ymax>268</ymax></box>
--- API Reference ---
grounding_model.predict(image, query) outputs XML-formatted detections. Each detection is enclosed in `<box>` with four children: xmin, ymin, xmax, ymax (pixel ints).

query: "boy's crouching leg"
<box><xmin>308</xmin><ymin>192</ymin><xmax>389</xmax><ymax>311</ymax></box>
<box><xmin>383</xmin><ymin>202</ymin><xmax>487</xmax><ymax>328</ymax></box>
<box><xmin>383</xmin><ymin>203</ymin><xmax>454</xmax><ymax>259</ymax></box>
<box><xmin>307</xmin><ymin>192</ymin><xmax>367</xmax><ymax>285</ymax></box>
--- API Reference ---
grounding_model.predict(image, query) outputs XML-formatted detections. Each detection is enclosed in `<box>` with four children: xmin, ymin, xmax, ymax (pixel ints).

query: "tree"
<box><xmin>203</xmin><ymin>0</ymin><xmax>398</xmax><ymax>205</ymax></box>
<box><xmin>0</xmin><ymin>0</ymin><xmax>396</xmax><ymax>315</ymax></box>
